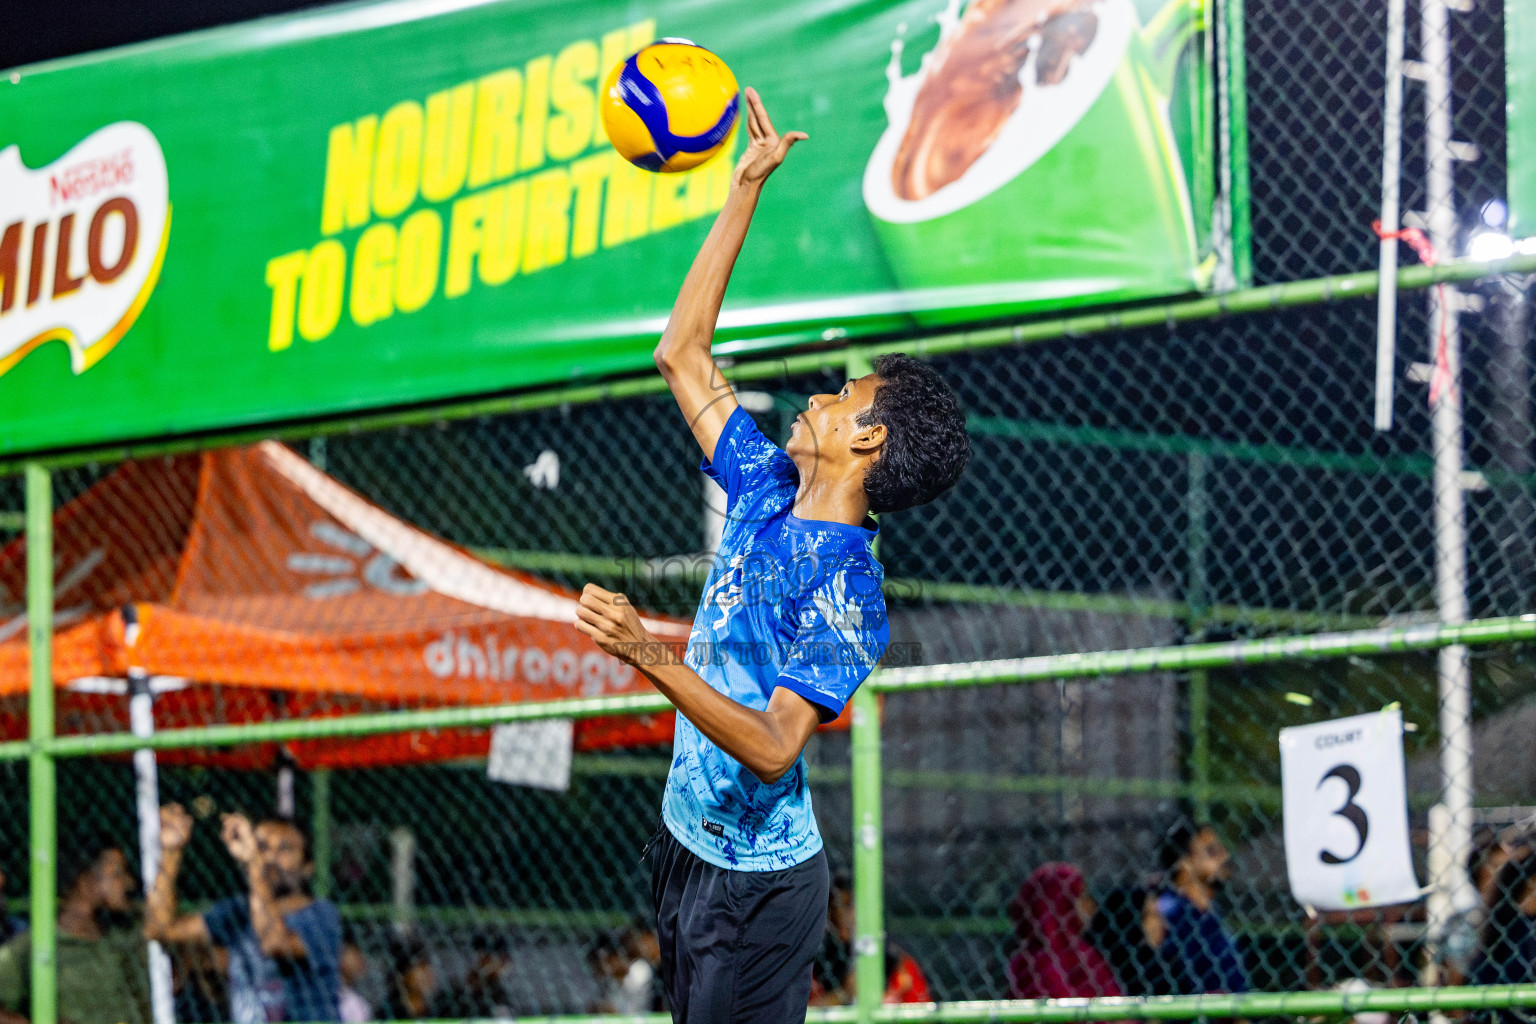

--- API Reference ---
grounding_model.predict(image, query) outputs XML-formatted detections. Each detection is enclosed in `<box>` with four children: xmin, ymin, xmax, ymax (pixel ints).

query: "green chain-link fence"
<box><xmin>4</xmin><ymin>0</ymin><xmax>1536</xmax><ymax>1020</ymax></box>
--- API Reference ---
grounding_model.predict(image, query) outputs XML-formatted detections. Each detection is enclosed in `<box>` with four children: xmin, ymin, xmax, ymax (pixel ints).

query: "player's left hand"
<box><xmin>576</xmin><ymin>583</ymin><xmax>658</xmax><ymax>664</ymax></box>
<box><xmin>732</xmin><ymin>86</ymin><xmax>807</xmax><ymax>188</ymax></box>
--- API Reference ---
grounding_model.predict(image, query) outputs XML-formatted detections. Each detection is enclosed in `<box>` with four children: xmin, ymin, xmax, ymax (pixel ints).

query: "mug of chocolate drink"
<box><xmin>862</xmin><ymin>0</ymin><xmax>1212</xmax><ymax>322</ymax></box>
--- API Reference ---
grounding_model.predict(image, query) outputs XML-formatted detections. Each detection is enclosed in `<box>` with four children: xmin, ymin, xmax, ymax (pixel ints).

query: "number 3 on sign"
<box><xmin>1279</xmin><ymin>710</ymin><xmax>1420</xmax><ymax>911</ymax></box>
<box><xmin>1317</xmin><ymin>764</ymin><xmax>1368</xmax><ymax>864</ymax></box>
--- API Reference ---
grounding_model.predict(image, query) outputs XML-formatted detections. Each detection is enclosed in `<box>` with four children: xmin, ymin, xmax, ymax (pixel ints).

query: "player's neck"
<box><xmin>791</xmin><ymin>470</ymin><xmax>870</xmax><ymax>528</ymax></box>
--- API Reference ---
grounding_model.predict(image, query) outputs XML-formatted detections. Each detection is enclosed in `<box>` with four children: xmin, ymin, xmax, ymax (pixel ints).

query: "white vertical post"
<box><xmin>276</xmin><ymin>761</ymin><xmax>296</xmax><ymax>820</ymax></box>
<box><xmin>390</xmin><ymin>827</ymin><xmax>417</xmax><ymax>932</ymax></box>
<box><xmin>1420</xmin><ymin>0</ymin><xmax>1477</xmax><ymax>971</ymax></box>
<box><xmin>125</xmin><ymin>607</ymin><xmax>175</xmax><ymax>1024</ymax></box>
<box><xmin>1375</xmin><ymin>0</ymin><xmax>1407</xmax><ymax>430</ymax></box>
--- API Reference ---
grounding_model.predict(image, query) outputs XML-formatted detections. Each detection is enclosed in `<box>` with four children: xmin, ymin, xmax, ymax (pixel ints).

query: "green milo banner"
<box><xmin>1511</xmin><ymin>0</ymin><xmax>1536</xmax><ymax>240</ymax></box>
<box><xmin>0</xmin><ymin>0</ymin><xmax>1216</xmax><ymax>456</ymax></box>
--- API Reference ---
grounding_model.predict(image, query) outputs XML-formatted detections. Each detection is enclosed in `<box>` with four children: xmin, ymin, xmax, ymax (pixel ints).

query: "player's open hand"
<box><xmin>732</xmin><ymin>87</ymin><xmax>807</xmax><ymax>188</ymax></box>
<box><xmin>576</xmin><ymin>583</ymin><xmax>658</xmax><ymax>665</ymax></box>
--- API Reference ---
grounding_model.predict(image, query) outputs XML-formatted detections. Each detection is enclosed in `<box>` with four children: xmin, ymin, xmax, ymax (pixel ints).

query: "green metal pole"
<box><xmin>25</xmin><ymin>464</ymin><xmax>56</xmax><ymax>1024</ymax></box>
<box><xmin>1188</xmin><ymin>671</ymin><xmax>1211</xmax><ymax>820</ymax></box>
<box><xmin>311</xmin><ymin>768</ymin><xmax>333</xmax><ymax>899</ymax></box>
<box><xmin>871</xmin><ymin>614</ymin><xmax>1536</xmax><ymax>691</ymax></box>
<box><xmin>37</xmin><ymin>691</ymin><xmax>675</xmax><ymax>759</ymax></box>
<box><xmin>9</xmin><ymin>255</ymin><xmax>1536</xmax><ymax>479</ymax></box>
<box><xmin>851</xmin><ymin>684</ymin><xmax>884</xmax><ymax>1022</ymax></box>
<box><xmin>1186</xmin><ymin>453</ymin><xmax>1209</xmax><ymax>619</ymax></box>
<box><xmin>847</xmin><ymin>351</ymin><xmax>885</xmax><ymax>1023</ymax></box>
<box><xmin>0</xmin><ymin>613</ymin><xmax>1525</xmax><ymax>764</ymax></box>
<box><xmin>849</xmin><ymin>984</ymin><xmax>1536</xmax><ymax>1021</ymax></box>
<box><xmin>1186</xmin><ymin>453</ymin><xmax>1212</xmax><ymax>819</ymax></box>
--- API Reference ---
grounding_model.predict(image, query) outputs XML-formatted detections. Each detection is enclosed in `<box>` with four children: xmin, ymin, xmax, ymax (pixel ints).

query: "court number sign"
<box><xmin>1279</xmin><ymin>709</ymin><xmax>1421</xmax><ymax>910</ymax></box>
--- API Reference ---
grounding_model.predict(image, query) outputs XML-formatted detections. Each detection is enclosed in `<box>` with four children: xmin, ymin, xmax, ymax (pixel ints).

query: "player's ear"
<box><xmin>849</xmin><ymin>421</ymin><xmax>885</xmax><ymax>455</ymax></box>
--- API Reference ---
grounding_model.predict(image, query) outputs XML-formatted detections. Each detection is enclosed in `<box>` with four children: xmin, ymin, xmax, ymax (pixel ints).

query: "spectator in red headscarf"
<box><xmin>1007</xmin><ymin>863</ymin><xmax>1124</xmax><ymax>1003</ymax></box>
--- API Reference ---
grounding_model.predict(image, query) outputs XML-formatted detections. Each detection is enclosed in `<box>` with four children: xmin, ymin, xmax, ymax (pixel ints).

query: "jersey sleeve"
<box><xmin>774</xmin><ymin>566</ymin><xmax>889</xmax><ymax>722</ymax></box>
<box><xmin>699</xmin><ymin>406</ymin><xmax>793</xmax><ymax>515</ymax></box>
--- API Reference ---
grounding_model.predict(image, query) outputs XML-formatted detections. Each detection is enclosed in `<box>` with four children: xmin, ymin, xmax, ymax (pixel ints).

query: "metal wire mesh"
<box><xmin>878</xmin><ymin>644</ymin><xmax>1536</xmax><ymax>1002</ymax></box>
<box><xmin>1245</xmin><ymin>0</ymin><xmax>1507</xmax><ymax>284</ymax></box>
<box><xmin>0</xmin><ymin>282</ymin><xmax>1529</xmax><ymax>1018</ymax></box>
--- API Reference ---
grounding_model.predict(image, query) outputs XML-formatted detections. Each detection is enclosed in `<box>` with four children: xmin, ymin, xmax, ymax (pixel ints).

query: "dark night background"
<box><xmin>0</xmin><ymin>0</ymin><xmax>338</xmax><ymax>70</ymax></box>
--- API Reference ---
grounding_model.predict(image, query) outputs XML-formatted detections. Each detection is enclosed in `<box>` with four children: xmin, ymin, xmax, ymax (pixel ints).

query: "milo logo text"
<box><xmin>0</xmin><ymin>122</ymin><xmax>170</xmax><ymax>378</ymax></box>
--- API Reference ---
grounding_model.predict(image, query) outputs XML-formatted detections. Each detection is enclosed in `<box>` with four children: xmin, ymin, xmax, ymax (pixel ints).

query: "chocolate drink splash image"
<box><xmin>891</xmin><ymin>0</ymin><xmax>1099</xmax><ymax>201</ymax></box>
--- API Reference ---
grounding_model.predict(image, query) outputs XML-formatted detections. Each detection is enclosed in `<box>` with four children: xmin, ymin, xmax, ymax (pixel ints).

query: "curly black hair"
<box><xmin>858</xmin><ymin>354</ymin><xmax>970</xmax><ymax>513</ymax></box>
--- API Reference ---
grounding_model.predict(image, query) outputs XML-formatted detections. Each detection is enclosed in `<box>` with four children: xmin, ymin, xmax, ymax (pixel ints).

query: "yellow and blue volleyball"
<box><xmin>600</xmin><ymin>39</ymin><xmax>739</xmax><ymax>173</ymax></box>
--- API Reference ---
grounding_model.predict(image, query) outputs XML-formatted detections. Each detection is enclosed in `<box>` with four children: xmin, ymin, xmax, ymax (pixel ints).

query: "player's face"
<box><xmin>786</xmin><ymin>374</ymin><xmax>882</xmax><ymax>466</ymax></box>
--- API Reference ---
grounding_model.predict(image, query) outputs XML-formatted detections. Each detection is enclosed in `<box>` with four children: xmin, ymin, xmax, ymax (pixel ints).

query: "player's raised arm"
<box><xmin>653</xmin><ymin>86</ymin><xmax>807</xmax><ymax>462</ymax></box>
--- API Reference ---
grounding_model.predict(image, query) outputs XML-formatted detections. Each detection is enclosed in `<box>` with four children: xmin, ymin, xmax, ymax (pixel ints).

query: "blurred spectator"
<box><xmin>339</xmin><ymin>940</ymin><xmax>372</xmax><ymax>1023</ymax></box>
<box><xmin>1156</xmin><ymin>819</ymin><xmax>1249</xmax><ymax>994</ymax></box>
<box><xmin>1445</xmin><ymin>829</ymin><xmax>1525</xmax><ymax>981</ymax></box>
<box><xmin>1472</xmin><ymin>830</ymin><xmax>1523</xmax><ymax>907</ymax></box>
<box><xmin>1473</xmin><ymin>853</ymin><xmax>1536</xmax><ymax>986</ymax></box>
<box><xmin>173</xmin><ymin>942</ymin><xmax>229</xmax><ymax>1023</ymax></box>
<box><xmin>589</xmin><ymin>930</ymin><xmax>633</xmax><ymax>1013</ymax></box>
<box><xmin>0</xmin><ymin>866</ymin><xmax>25</xmax><ymax>945</ymax></box>
<box><xmin>809</xmin><ymin>872</ymin><xmax>930</xmax><ymax>1006</ymax></box>
<box><xmin>0</xmin><ymin>834</ymin><xmax>151</xmax><ymax>1024</ymax></box>
<box><xmin>1006</xmin><ymin>863</ymin><xmax>1123</xmax><ymax>1005</ymax></box>
<box><xmin>383</xmin><ymin>933</ymin><xmax>438</xmax><ymax>1019</ymax></box>
<box><xmin>145</xmin><ymin>804</ymin><xmax>342</xmax><ymax>1023</ymax></box>
<box><xmin>589</xmin><ymin>923</ymin><xmax>667</xmax><ymax>1014</ymax></box>
<box><xmin>618</xmin><ymin>923</ymin><xmax>666</xmax><ymax>1014</ymax></box>
<box><xmin>434</xmin><ymin>933</ymin><xmax>515</xmax><ymax>1017</ymax></box>
<box><xmin>1085</xmin><ymin>885</ymin><xmax>1189</xmax><ymax>996</ymax></box>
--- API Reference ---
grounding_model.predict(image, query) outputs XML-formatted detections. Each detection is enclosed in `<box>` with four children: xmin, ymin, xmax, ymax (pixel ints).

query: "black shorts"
<box><xmin>650</xmin><ymin>825</ymin><xmax>830</xmax><ymax>1024</ymax></box>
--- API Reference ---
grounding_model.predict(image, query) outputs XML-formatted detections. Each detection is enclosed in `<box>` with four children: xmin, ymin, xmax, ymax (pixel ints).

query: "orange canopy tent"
<box><xmin>0</xmin><ymin>441</ymin><xmax>692</xmax><ymax>769</ymax></box>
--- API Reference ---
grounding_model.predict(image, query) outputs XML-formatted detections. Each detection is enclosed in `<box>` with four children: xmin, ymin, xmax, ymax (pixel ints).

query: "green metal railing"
<box><xmin>16</xmin><ymin>256</ymin><xmax>1536</xmax><ymax>1023</ymax></box>
<box><xmin>4</xmin><ymin>253</ymin><xmax>1533</xmax><ymax>476</ymax></box>
<box><xmin>472</xmin><ymin>547</ymin><xmax>1382</xmax><ymax>632</ymax></box>
<box><xmin>291</xmin><ymin>986</ymin><xmax>1536</xmax><ymax>1024</ymax></box>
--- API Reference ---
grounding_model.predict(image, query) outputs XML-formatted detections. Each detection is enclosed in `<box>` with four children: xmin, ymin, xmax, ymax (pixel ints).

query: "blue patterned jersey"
<box><xmin>661</xmin><ymin>406</ymin><xmax>889</xmax><ymax>871</ymax></box>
